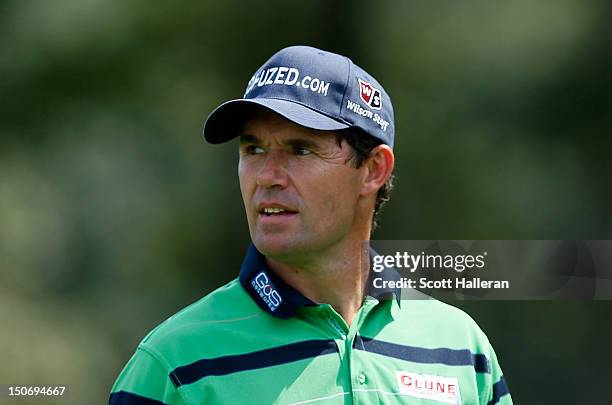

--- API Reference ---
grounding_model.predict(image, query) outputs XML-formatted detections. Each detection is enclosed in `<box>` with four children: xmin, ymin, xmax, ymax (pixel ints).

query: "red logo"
<box><xmin>395</xmin><ymin>371</ymin><xmax>461</xmax><ymax>404</ymax></box>
<box><xmin>358</xmin><ymin>78</ymin><xmax>382</xmax><ymax>110</ymax></box>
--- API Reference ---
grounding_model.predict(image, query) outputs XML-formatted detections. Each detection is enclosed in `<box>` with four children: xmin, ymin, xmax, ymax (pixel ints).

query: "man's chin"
<box><xmin>252</xmin><ymin>237</ymin><xmax>308</xmax><ymax>260</ymax></box>
<box><xmin>254</xmin><ymin>239</ymin><xmax>294</xmax><ymax>257</ymax></box>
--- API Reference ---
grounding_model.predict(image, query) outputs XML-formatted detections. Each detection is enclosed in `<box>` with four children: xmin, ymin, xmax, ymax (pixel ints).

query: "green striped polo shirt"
<box><xmin>109</xmin><ymin>244</ymin><xmax>512</xmax><ymax>404</ymax></box>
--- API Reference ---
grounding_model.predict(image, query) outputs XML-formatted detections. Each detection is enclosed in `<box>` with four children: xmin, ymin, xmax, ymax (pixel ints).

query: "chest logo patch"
<box><xmin>395</xmin><ymin>371</ymin><xmax>461</xmax><ymax>404</ymax></box>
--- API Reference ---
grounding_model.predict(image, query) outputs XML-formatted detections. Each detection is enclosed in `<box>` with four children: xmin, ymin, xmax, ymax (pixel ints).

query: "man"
<box><xmin>109</xmin><ymin>46</ymin><xmax>512</xmax><ymax>404</ymax></box>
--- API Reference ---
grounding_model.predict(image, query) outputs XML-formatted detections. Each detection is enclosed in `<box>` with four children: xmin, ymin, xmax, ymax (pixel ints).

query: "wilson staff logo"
<box><xmin>358</xmin><ymin>78</ymin><xmax>382</xmax><ymax>110</ymax></box>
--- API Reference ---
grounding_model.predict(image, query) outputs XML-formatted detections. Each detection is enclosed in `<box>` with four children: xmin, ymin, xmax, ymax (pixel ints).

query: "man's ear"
<box><xmin>361</xmin><ymin>145</ymin><xmax>394</xmax><ymax>197</ymax></box>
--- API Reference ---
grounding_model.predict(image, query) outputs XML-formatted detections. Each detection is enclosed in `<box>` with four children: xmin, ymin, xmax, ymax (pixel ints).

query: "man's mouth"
<box><xmin>258</xmin><ymin>206</ymin><xmax>298</xmax><ymax>217</ymax></box>
<box><xmin>263</xmin><ymin>207</ymin><xmax>286</xmax><ymax>216</ymax></box>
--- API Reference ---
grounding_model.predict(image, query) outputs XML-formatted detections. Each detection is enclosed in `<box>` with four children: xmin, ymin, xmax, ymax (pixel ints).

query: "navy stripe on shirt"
<box><xmin>488</xmin><ymin>376</ymin><xmax>510</xmax><ymax>405</ymax></box>
<box><xmin>170</xmin><ymin>339</ymin><xmax>337</xmax><ymax>387</ymax></box>
<box><xmin>109</xmin><ymin>391</ymin><xmax>168</xmax><ymax>405</ymax></box>
<box><xmin>355</xmin><ymin>336</ymin><xmax>491</xmax><ymax>373</ymax></box>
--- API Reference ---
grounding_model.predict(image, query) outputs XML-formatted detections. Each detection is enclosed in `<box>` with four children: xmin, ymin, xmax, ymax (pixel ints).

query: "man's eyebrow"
<box><xmin>238</xmin><ymin>135</ymin><xmax>325</xmax><ymax>149</ymax></box>
<box><xmin>238</xmin><ymin>134</ymin><xmax>259</xmax><ymax>144</ymax></box>
<box><xmin>285</xmin><ymin>138</ymin><xmax>321</xmax><ymax>149</ymax></box>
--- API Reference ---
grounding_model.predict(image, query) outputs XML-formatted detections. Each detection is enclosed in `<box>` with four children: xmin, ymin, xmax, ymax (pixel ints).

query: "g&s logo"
<box><xmin>358</xmin><ymin>78</ymin><xmax>382</xmax><ymax>110</ymax></box>
<box><xmin>252</xmin><ymin>272</ymin><xmax>282</xmax><ymax>312</ymax></box>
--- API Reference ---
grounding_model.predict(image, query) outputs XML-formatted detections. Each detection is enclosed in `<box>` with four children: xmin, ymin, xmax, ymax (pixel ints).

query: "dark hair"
<box><xmin>335</xmin><ymin>128</ymin><xmax>395</xmax><ymax>231</ymax></box>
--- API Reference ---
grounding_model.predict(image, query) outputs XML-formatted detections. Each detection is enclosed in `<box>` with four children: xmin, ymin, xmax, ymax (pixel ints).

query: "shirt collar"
<box><xmin>365</xmin><ymin>246</ymin><xmax>403</xmax><ymax>306</ymax></box>
<box><xmin>239</xmin><ymin>243</ymin><xmax>401</xmax><ymax>319</ymax></box>
<box><xmin>239</xmin><ymin>244</ymin><xmax>316</xmax><ymax>319</ymax></box>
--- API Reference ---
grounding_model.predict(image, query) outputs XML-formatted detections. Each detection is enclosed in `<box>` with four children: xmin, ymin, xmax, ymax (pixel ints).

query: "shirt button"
<box><xmin>358</xmin><ymin>372</ymin><xmax>367</xmax><ymax>384</ymax></box>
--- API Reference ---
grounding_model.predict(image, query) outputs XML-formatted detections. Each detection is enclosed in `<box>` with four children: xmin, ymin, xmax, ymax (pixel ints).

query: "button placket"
<box><xmin>322</xmin><ymin>311</ymin><xmax>347</xmax><ymax>338</ymax></box>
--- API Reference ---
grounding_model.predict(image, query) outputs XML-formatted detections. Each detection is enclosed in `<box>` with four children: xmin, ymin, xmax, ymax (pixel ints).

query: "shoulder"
<box><xmin>137</xmin><ymin>278</ymin><xmax>264</xmax><ymax>361</ymax></box>
<box><xmin>110</xmin><ymin>279</ymin><xmax>266</xmax><ymax>403</ymax></box>
<box><xmin>393</xmin><ymin>298</ymin><xmax>493</xmax><ymax>350</ymax></box>
<box><xmin>404</xmin><ymin>299</ymin><xmax>481</xmax><ymax>328</ymax></box>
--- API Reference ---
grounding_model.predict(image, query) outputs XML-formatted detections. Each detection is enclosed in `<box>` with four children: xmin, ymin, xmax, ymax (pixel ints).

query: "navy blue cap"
<box><xmin>203</xmin><ymin>45</ymin><xmax>395</xmax><ymax>148</ymax></box>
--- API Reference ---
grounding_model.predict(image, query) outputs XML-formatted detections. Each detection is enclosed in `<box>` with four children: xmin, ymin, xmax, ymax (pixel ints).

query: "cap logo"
<box><xmin>244</xmin><ymin>66</ymin><xmax>330</xmax><ymax>98</ymax></box>
<box><xmin>358</xmin><ymin>78</ymin><xmax>382</xmax><ymax>110</ymax></box>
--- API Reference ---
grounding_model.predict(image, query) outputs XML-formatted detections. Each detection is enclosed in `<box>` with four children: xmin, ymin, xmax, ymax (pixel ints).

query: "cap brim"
<box><xmin>203</xmin><ymin>98</ymin><xmax>350</xmax><ymax>144</ymax></box>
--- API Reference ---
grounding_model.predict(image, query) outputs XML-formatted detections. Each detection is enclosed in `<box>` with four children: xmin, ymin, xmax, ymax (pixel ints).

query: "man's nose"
<box><xmin>256</xmin><ymin>150</ymin><xmax>289</xmax><ymax>188</ymax></box>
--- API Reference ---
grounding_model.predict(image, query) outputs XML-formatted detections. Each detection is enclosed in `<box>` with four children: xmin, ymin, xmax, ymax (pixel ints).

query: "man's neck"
<box><xmin>265</xmin><ymin>239</ymin><xmax>370</xmax><ymax>326</ymax></box>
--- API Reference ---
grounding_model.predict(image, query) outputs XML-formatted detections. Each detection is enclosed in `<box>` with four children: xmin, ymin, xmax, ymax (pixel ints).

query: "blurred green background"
<box><xmin>0</xmin><ymin>0</ymin><xmax>610</xmax><ymax>403</ymax></box>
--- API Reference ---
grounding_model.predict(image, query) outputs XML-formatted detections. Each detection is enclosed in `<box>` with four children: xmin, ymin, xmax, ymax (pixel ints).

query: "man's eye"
<box><xmin>245</xmin><ymin>145</ymin><xmax>265</xmax><ymax>154</ymax></box>
<box><xmin>294</xmin><ymin>147</ymin><xmax>312</xmax><ymax>156</ymax></box>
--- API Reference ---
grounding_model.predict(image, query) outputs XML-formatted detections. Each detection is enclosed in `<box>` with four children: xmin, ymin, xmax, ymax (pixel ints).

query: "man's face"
<box><xmin>238</xmin><ymin>110</ymin><xmax>365</xmax><ymax>262</ymax></box>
